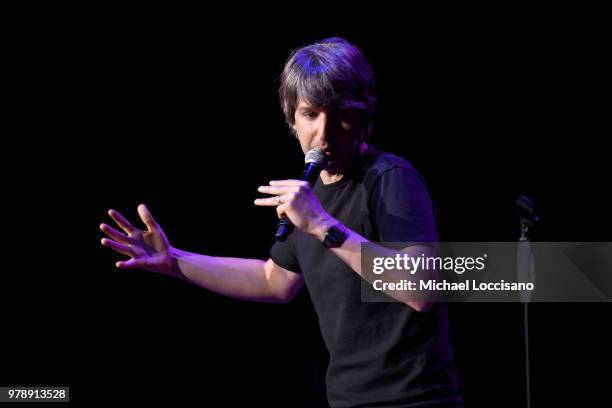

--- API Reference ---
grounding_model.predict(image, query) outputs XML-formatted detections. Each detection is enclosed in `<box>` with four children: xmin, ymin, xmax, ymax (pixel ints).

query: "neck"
<box><xmin>320</xmin><ymin>171</ymin><xmax>344</xmax><ymax>185</ymax></box>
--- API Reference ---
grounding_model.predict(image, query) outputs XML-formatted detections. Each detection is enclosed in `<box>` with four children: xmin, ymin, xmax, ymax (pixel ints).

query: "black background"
<box><xmin>2</xmin><ymin>8</ymin><xmax>611</xmax><ymax>407</ymax></box>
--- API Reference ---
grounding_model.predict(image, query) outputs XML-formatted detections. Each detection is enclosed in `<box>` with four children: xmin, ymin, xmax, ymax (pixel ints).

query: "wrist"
<box><xmin>311</xmin><ymin>216</ymin><xmax>338</xmax><ymax>242</ymax></box>
<box><xmin>167</xmin><ymin>246</ymin><xmax>191</xmax><ymax>278</ymax></box>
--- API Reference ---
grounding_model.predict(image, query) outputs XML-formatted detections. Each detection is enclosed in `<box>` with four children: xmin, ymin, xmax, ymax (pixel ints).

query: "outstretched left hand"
<box><xmin>254</xmin><ymin>180</ymin><xmax>335</xmax><ymax>238</ymax></box>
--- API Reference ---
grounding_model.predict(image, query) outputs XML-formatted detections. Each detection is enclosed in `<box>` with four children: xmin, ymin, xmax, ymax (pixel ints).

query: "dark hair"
<box><xmin>279</xmin><ymin>37</ymin><xmax>376</xmax><ymax>138</ymax></box>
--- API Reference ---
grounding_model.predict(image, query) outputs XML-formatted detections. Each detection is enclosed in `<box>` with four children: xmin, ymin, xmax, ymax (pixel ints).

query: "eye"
<box><xmin>339</xmin><ymin>115</ymin><xmax>355</xmax><ymax>130</ymax></box>
<box><xmin>338</xmin><ymin>111</ymin><xmax>360</xmax><ymax>130</ymax></box>
<box><xmin>340</xmin><ymin>120</ymin><xmax>353</xmax><ymax>131</ymax></box>
<box><xmin>303</xmin><ymin>111</ymin><xmax>318</xmax><ymax>119</ymax></box>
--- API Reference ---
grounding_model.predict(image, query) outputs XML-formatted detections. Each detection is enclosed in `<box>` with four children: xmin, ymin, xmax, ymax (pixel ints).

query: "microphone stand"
<box><xmin>519</xmin><ymin>220</ymin><xmax>532</xmax><ymax>408</ymax></box>
<box><xmin>516</xmin><ymin>195</ymin><xmax>538</xmax><ymax>408</ymax></box>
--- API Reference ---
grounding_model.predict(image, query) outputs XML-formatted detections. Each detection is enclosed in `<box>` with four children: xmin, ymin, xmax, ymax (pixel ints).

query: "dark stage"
<box><xmin>3</xmin><ymin>13</ymin><xmax>610</xmax><ymax>407</ymax></box>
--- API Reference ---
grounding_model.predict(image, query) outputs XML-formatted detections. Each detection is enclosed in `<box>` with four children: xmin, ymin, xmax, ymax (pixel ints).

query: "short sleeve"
<box><xmin>269</xmin><ymin>236</ymin><xmax>302</xmax><ymax>274</ymax></box>
<box><xmin>370</xmin><ymin>166</ymin><xmax>439</xmax><ymax>243</ymax></box>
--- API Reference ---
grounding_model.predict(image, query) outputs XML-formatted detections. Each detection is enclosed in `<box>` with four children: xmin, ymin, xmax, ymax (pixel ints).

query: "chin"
<box><xmin>326</xmin><ymin>162</ymin><xmax>345</xmax><ymax>174</ymax></box>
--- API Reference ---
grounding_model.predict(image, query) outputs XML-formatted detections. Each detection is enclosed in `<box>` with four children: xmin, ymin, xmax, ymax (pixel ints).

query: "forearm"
<box><xmin>167</xmin><ymin>247</ymin><xmax>281</xmax><ymax>303</ymax></box>
<box><xmin>312</xmin><ymin>220</ymin><xmax>435</xmax><ymax>311</ymax></box>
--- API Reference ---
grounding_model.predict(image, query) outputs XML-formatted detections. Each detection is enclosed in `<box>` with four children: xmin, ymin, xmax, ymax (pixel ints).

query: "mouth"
<box><xmin>312</xmin><ymin>147</ymin><xmax>335</xmax><ymax>165</ymax></box>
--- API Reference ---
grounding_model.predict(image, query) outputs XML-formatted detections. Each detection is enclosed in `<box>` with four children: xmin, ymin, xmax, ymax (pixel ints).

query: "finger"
<box><xmin>100</xmin><ymin>223</ymin><xmax>132</xmax><ymax>245</ymax></box>
<box><xmin>116</xmin><ymin>257</ymin><xmax>157</xmax><ymax>269</ymax></box>
<box><xmin>257</xmin><ymin>185</ymin><xmax>298</xmax><ymax>195</ymax></box>
<box><xmin>101</xmin><ymin>238</ymin><xmax>135</xmax><ymax>258</ymax></box>
<box><xmin>269</xmin><ymin>180</ymin><xmax>308</xmax><ymax>187</ymax></box>
<box><xmin>137</xmin><ymin>203</ymin><xmax>158</xmax><ymax>232</ymax></box>
<box><xmin>254</xmin><ymin>197</ymin><xmax>281</xmax><ymax>206</ymax></box>
<box><xmin>116</xmin><ymin>259</ymin><xmax>139</xmax><ymax>269</ymax></box>
<box><xmin>108</xmin><ymin>209</ymin><xmax>137</xmax><ymax>234</ymax></box>
<box><xmin>254</xmin><ymin>194</ymin><xmax>292</xmax><ymax>207</ymax></box>
<box><xmin>276</xmin><ymin>203</ymin><xmax>290</xmax><ymax>219</ymax></box>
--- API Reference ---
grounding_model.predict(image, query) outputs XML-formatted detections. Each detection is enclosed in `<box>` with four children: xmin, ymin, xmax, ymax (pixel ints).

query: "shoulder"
<box><xmin>359</xmin><ymin>145</ymin><xmax>424</xmax><ymax>188</ymax></box>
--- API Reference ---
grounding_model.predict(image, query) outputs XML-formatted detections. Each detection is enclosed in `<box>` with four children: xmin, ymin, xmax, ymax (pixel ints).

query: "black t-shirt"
<box><xmin>270</xmin><ymin>146</ymin><xmax>462</xmax><ymax>408</ymax></box>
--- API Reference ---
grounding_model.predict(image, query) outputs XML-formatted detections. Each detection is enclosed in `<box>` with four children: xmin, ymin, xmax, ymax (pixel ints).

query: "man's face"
<box><xmin>292</xmin><ymin>99</ymin><xmax>365</xmax><ymax>174</ymax></box>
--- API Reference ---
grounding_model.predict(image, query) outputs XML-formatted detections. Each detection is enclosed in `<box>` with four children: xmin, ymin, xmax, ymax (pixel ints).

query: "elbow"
<box><xmin>273</xmin><ymin>295</ymin><xmax>294</xmax><ymax>304</ymax></box>
<box><xmin>274</xmin><ymin>287</ymin><xmax>300</xmax><ymax>304</ymax></box>
<box><xmin>266</xmin><ymin>285</ymin><xmax>300</xmax><ymax>304</ymax></box>
<box><xmin>407</xmin><ymin>301</ymin><xmax>434</xmax><ymax>313</ymax></box>
<box><xmin>266</xmin><ymin>292</ymin><xmax>295</xmax><ymax>304</ymax></box>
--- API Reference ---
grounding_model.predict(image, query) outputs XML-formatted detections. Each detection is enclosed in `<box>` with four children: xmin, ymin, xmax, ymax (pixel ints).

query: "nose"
<box><xmin>313</xmin><ymin>112</ymin><xmax>333</xmax><ymax>148</ymax></box>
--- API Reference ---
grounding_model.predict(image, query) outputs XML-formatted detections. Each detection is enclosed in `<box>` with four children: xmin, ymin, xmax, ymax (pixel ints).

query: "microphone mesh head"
<box><xmin>305</xmin><ymin>148</ymin><xmax>328</xmax><ymax>168</ymax></box>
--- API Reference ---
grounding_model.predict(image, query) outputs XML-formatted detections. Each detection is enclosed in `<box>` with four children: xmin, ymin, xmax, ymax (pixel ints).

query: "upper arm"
<box><xmin>371</xmin><ymin>167</ymin><xmax>438</xmax><ymax>242</ymax></box>
<box><xmin>401</xmin><ymin>244</ymin><xmax>437</xmax><ymax>312</ymax></box>
<box><xmin>263</xmin><ymin>258</ymin><xmax>304</xmax><ymax>303</ymax></box>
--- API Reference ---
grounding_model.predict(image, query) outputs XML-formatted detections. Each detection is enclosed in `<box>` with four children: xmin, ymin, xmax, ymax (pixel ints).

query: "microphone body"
<box><xmin>516</xmin><ymin>195</ymin><xmax>538</xmax><ymax>226</ymax></box>
<box><xmin>275</xmin><ymin>149</ymin><xmax>327</xmax><ymax>242</ymax></box>
<box><xmin>516</xmin><ymin>195</ymin><xmax>539</xmax><ymax>241</ymax></box>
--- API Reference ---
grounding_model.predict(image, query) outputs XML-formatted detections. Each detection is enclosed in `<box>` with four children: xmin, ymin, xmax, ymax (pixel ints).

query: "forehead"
<box><xmin>296</xmin><ymin>99</ymin><xmax>318</xmax><ymax>111</ymax></box>
<box><xmin>295</xmin><ymin>99</ymin><xmax>363</xmax><ymax>121</ymax></box>
<box><xmin>295</xmin><ymin>99</ymin><xmax>339</xmax><ymax>114</ymax></box>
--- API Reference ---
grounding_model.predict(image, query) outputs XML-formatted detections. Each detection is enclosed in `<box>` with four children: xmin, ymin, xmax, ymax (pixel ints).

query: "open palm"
<box><xmin>100</xmin><ymin>204</ymin><xmax>173</xmax><ymax>274</ymax></box>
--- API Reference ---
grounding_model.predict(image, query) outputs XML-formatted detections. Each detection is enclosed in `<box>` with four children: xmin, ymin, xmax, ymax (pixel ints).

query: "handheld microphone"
<box><xmin>275</xmin><ymin>148</ymin><xmax>328</xmax><ymax>242</ymax></box>
<box><xmin>516</xmin><ymin>195</ymin><xmax>539</xmax><ymax>227</ymax></box>
<box><xmin>516</xmin><ymin>195</ymin><xmax>539</xmax><ymax>241</ymax></box>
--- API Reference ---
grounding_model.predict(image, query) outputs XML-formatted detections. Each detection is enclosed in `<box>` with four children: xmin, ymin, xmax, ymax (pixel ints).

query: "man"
<box><xmin>100</xmin><ymin>37</ymin><xmax>463</xmax><ymax>407</ymax></box>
